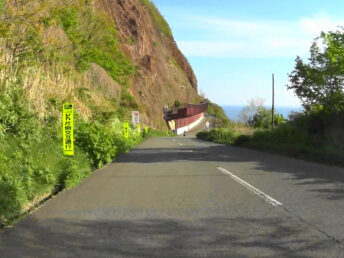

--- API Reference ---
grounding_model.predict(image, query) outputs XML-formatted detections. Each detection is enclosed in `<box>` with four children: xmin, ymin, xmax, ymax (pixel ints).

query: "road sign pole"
<box><xmin>137</xmin><ymin>123</ymin><xmax>141</xmax><ymax>135</ymax></box>
<box><xmin>272</xmin><ymin>73</ymin><xmax>275</xmax><ymax>129</ymax></box>
<box><xmin>132</xmin><ymin>111</ymin><xmax>140</xmax><ymax>127</ymax></box>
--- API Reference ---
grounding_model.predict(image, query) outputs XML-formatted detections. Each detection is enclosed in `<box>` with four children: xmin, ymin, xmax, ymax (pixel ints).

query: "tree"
<box><xmin>288</xmin><ymin>28</ymin><xmax>344</xmax><ymax>113</ymax></box>
<box><xmin>247</xmin><ymin>108</ymin><xmax>270</xmax><ymax>128</ymax></box>
<box><xmin>248</xmin><ymin>109</ymin><xmax>285</xmax><ymax>129</ymax></box>
<box><xmin>239</xmin><ymin>98</ymin><xmax>265</xmax><ymax>124</ymax></box>
<box><xmin>239</xmin><ymin>98</ymin><xmax>285</xmax><ymax>128</ymax></box>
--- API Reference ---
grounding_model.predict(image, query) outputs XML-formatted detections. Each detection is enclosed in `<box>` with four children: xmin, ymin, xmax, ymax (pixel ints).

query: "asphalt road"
<box><xmin>1</xmin><ymin>136</ymin><xmax>344</xmax><ymax>257</ymax></box>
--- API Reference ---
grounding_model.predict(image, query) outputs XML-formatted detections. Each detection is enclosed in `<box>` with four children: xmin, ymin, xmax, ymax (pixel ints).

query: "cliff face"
<box><xmin>0</xmin><ymin>0</ymin><xmax>201</xmax><ymax>129</ymax></box>
<box><xmin>100</xmin><ymin>0</ymin><xmax>200</xmax><ymax>128</ymax></box>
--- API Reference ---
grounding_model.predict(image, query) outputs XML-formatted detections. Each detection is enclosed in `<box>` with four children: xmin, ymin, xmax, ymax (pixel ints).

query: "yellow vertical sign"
<box><xmin>63</xmin><ymin>103</ymin><xmax>74</xmax><ymax>156</ymax></box>
<box><xmin>123</xmin><ymin>122</ymin><xmax>129</xmax><ymax>138</ymax></box>
<box><xmin>145</xmin><ymin>126</ymin><xmax>148</xmax><ymax>133</ymax></box>
<box><xmin>137</xmin><ymin>123</ymin><xmax>141</xmax><ymax>135</ymax></box>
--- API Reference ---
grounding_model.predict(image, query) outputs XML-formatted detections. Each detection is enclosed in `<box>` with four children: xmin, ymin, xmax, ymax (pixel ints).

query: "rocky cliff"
<box><xmin>100</xmin><ymin>0</ymin><xmax>200</xmax><ymax>128</ymax></box>
<box><xmin>0</xmin><ymin>0</ymin><xmax>201</xmax><ymax>130</ymax></box>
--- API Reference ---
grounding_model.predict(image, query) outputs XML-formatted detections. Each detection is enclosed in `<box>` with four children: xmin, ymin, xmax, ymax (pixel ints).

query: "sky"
<box><xmin>152</xmin><ymin>0</ymin><xmax>344</xmax><ymax>107</ymax></box>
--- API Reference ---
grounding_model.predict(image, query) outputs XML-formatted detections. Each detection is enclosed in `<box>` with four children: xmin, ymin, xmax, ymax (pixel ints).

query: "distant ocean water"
<box><xmin>221</xmin><ymin>105</ymin><xmax>303</xmax><ymax>122</ymax></box>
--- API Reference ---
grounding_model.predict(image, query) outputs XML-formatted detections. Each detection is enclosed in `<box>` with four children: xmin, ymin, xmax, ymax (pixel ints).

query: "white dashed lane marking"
<box><xmin>217</xmin><ymin>167</ymin><xmax>283</xmax><ymax>207</ymax></box>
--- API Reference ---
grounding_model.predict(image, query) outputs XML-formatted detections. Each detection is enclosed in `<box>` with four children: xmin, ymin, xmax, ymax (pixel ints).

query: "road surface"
<box><xmin>1</xmin><ymin>136</ymin><xmax>344</xmax><ymax>257</ymax></box>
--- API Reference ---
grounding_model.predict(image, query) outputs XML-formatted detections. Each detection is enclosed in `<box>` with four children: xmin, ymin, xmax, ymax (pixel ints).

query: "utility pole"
<box><xmin>272</xmin><ymin>73</ymin><xmax>275</xmax><ymax>129</ymax></box>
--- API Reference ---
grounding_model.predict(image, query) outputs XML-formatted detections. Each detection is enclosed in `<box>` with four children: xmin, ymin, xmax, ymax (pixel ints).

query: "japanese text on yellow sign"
<box><xmin>63</xmin><ymin>103</ymin><xmax>74</xmax><ymax>156</ymax></box>
<box><xmin>123</xmin><ymin>122</ymin><xmax>129</xmax><ymax>138</ymax></box>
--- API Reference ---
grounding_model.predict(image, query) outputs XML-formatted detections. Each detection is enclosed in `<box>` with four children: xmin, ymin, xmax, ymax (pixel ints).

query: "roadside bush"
<box><xmin>75</xmin><ymin>118</ymin><xmax>146</xmax><ymax>168</ymax></box>
<box><xmin>0</xmin><ymin>180</ymin><xmax>25</xmax><ymax>224</ymax></box>
<box><xmin>196</xmin><ymin>112</ymin><xmax>344</xmax><ymax>167</ymax></box>
<box><xmin>197</xmin><ymin>129</ymin><xmax>238</xmax><ymax>144</ymax></box>
<box><xmin>248</xmin><ymin>108</ymin><xmax>285</xmax><ymax>129</ymax></box>
<box><xmin>234</xmin><ymin>135</ymin><xmax>250</xmax><ymax>146</ymax></box>
<box><xmin>59</xmin><ymin>156</ymin><xmax>91</xmax><ymax>190</ymax></box>
<box><xmin>0</xmin><ymin>89</ymin><xmax>40</xmax><ymax>140</ymax></box>
<box><xmin>196</xmin><ymin>131</ymin><xmax>208</xmax><ymax>140</ymax></box>
<box><xmin>75</xmin><ymin>121</ymin><xmax>117</xmax><ymax>169</ymax></box>
<box><xmin>0</xmin><ymin>136</ymin><xmax>91</xmax><ymax>225</ymax></box>
<box><xmin>105</xmin><ymin>118</ymin><xmax>143</xmax><ymax>152</ymax></box>
<box><xmin>142</xmin><ymin>128</ymin><xmax>174</xmax><ymax>138</ymax></box>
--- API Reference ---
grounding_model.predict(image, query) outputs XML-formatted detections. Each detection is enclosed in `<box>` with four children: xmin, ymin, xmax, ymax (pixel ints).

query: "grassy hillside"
<box><xmin>206</xmin><ymin>100</ymin><xmax>231</xmax><ymax>127</ymax></box>
<box><xmin>0</xmin><ymin>0</ymin><xmax>170</xmax><ymax>226</ymax></box>
<box><xmin>0</xmin><ymin>0</ymin><xmax>140</xmax><ymax>120</ymax></box>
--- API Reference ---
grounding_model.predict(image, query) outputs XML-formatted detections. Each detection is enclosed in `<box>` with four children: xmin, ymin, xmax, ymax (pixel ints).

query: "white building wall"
<box><xmin>175</xmin><ymin>113</ymin><xmax>204</xmax><ymax>135</ymax></box>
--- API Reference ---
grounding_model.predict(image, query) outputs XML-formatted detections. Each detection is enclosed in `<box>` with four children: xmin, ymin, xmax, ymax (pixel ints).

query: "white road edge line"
<box><xmin>217</xmin><ymin>167</ymin><xmax>283</xmax><ymax>207</ymax></box>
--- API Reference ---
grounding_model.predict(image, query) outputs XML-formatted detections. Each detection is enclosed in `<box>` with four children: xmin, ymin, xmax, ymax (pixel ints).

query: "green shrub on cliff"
<box><xmin>56</xmin><ymin>4</ymin><xmax>135</xmax><ymax>84</ymax></box>
<box><xmin>206</xmin><ymin>101</ymin><xmax>231</xmax><ymax>127</ymax></box>
<box><xmin>141</xmin><ymin>0</ymin><xmax>173</xmax><ymax>37</ymax></box>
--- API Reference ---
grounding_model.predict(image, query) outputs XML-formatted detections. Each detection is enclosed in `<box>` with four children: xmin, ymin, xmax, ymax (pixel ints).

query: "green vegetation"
<box><xmin>199</xmin><ymin>28</ymin><xmax>344</xmax><ymax>167</ymax></box>
<box><xmin>0</xmin><ymin>83</ymin><xmax>145</xmax><ymax>225</ymax></box>
<box><xmin>239</xmin><ymin>98</ymin><xmax>285</xmax><ymax>129</ymax></box>
<box><xmin>288</xmin><ymin>29</ymin><xmax>344</xmax><ymax>112</ymax></box>
<box><xmin>197</xmin><ymin>128</ymin><xmax>242</xmax><ymax>145</ymax></box>
<box><xmin>142</xmin><ymin>127</ymin><xmax>175</xmax><ymax>138</ymax></box>
<box><xmin>141</xmin><ymin>0</ymin><xmax>173</xmax><ymax>37</ymax></box>
<box><xmin>0</xmin><ymin>84</ymin><xmax>91</xmax><ymax>224</ymax></box>
<box><xmin>247</xmin><ymin>108</ymin><xmax>285</xmax><ymax>129</ymax></box>
<box><xmin>75</xmin><ymin>119</ymin><xmax>139</xmax><ymax>169</ymax></box>
<box><xmin>197</xmin><ymin>111</ymin><xmax>344</xmax><ymax>167</ymax></box>
<box><xmin>56</xmin><ymin>4</ymin><xmax>135</xmax><ymax>84</ymax></box>
<box><xmin>174</xmin><ymin>100</ymin><xmax>182</xmax><ymax>108</ymax></box>
<box><xmin>199</xmin><ymin>98</ymin><xmax>344</xmax><ymax>167</ymax></box>
<box><xmin>120</xmin><ymin>89</ymin><xmax>139</xmax><ymax>110</ymax></box>
<box><xmin>0</xmin><ymin>135</ymin><xmax>90</xmax><ymax>225</ymax></box>
<box><xmin>0</xmin><ymin>0</ymin><xmax>165</xmax><ymax>226</ymax></box>
<box><xmin>170</xmin><ymin>56</ymin><xmax>182</xmax><ymax>71</ymax></box>
<box><xmin>206</xmin><ymin>100</ymin><xmax>231</xmax><ymax>127</ymax></box>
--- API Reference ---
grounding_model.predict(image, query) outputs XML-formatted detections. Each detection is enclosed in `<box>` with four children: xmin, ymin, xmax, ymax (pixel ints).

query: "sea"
<box><xmin>221</xmin><ymin>105</ymin><xmax>303</xmax><ymax>122</ymax></box>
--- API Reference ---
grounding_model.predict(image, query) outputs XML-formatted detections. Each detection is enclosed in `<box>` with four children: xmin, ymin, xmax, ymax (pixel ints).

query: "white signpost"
<box><xmin>132</xmin><ymin>111</ymin><xmax>140</xmax><ymax>127</ymax></box>
<box><xmin>205</xmin><ymin>121</ymin><xmax>210</xmax><ymax>131</ymax></box>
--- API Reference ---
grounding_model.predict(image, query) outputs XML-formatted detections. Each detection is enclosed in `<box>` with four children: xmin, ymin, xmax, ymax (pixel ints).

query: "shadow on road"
<box><xmin>115</xmin><ymin>138</ymin><xmax>344</xmax><ymax>201</ymax></box>
<box><xmin>0</xmin><ymin>216</ymin><xmax>336</xmax><ymax>258</ymax></box>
